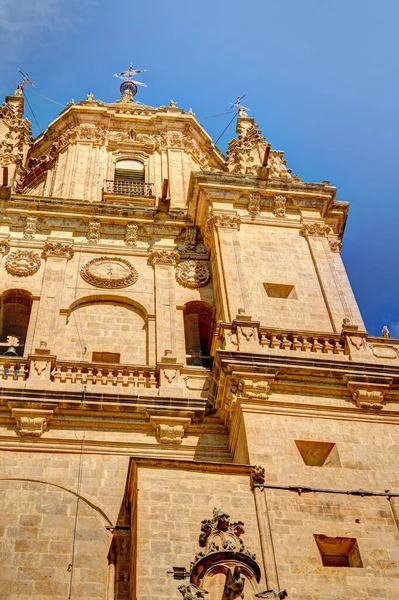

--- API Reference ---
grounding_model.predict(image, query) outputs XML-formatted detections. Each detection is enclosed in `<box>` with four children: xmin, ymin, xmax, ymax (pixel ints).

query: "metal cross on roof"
<box><xmin>113</xmin><ymin>63</ymin><xmax>147</xmax><ymax>97</ymax></box>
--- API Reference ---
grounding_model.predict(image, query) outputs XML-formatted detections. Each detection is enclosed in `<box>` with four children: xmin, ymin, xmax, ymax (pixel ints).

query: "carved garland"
<box><xmin>300</xmin><ymin>223</ymin><xmax>333</xmax><ymax>237</ymax></box>
<box><xmin>175</xmin><ymin>260</ymin><xmax>210</xmax><ymax>288</ymax></box>
<box><xmin>5</xmin><ymin>250</ymin><xmax>41</xmax><ymax>277</ymax></box>
<box><xmin>80</xmin><ymin>257</ymin><xmax>138</xmax><ymax>288</ymax></box>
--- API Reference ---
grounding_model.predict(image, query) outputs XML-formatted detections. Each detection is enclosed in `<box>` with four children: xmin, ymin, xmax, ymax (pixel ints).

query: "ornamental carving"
<box><xmin>300</xmin><ymin>223</ymin><xmax>333</xmax><ymax>237</ymax></box>
<box><xmin>0</xmin><ymin>96</ymin><xmax>32</xmax><ymax>168</ymax></box>
<box><xmin>204</xmin><ymin>211</ymin><xmax>241</xmax><ymax>247</ymax></box>
<box><xmin>87</xmin><ymin>220</ymin><xmax>101</xmax><ymax>244</ymax></box>
<box><xmin>12</xmin><ymin>408</ymin><xmax>53</xmax><ymax>438</ymax></box>
<box><xmin>329</xmin><ymin>239</ymin><xmax>342</xmax><ymax>252</ymax></box>
<box><xmin>125</xmin><ymin>223</ymin><xmax>138</xmax><ymax>246</ymax></box>
<box><xmin>273</xmin><ymin>195</ymin><xmax>287</xmax><ymax>218</ymax></box>
<box><xmin>80</xmin><ymin>257</ymin><xmax>138</xmax><ymax>288</ymax></box>
<box><xmin>194</xmin><ymin>508</ymin><xmax>256</xmax><ymax>564</ymax></box>
<box><xmin>248</xmin><ymin>193</ymin><xmax>261</xmax><ymax>217</ymax></box>
<box><xmin>149</xmin><ymin>415</ymin><xmax>191</xmax><ymax>445</ymax></box>
<box><xmin>43</xmin><ymin>241</ymin><xmax>74</xmax><ymax>260</ymax></box>
<box><xmin>56</xmin><ymin>123</ymin><xmax>107</xmax><ymax>151</ymax></box>
<box><xmin>226</xmin><ymin>117</ymin><xmax>266</xmax><ymax>175</ymax></box>
<box><xmin>0</xmin><ymin>237</ymin><xmax>10</xmax><ymax>256</ymax></box>
<box><xmin>5</xmin><ymin>250</ymin><xmax>41</xmax><ymax>277</ymax></box>
<box><xmin>268</xmin><ymin>150</ymin><xmax>292</xmax><ymax>179</ymax></box>
<box><xmin>148</xmin><ymin>249</ymin><xmax>180</xmax><ymax>267</ymax></box>
<box><xmin>156</xmin><ymin>131</ymin><xmax>211</xmax><ymax>170</ymax></box>
<box><xmin>176</xmin><ymin>261</ymin><xmax>210</xmax><ymax>288</ymax></box>
<box><xmin>251</xmin><ymin>465</ymin><xmax>266</xmax><ymax>486</ymax></box>
<box><xmin>23</xmin><ymin>216</ymin><xmax>37</xmax><ymax>239</ymax></box>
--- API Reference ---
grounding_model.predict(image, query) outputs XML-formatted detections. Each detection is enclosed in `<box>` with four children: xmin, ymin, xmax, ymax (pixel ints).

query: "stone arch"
<box><xmin>183</xmin><ymin>300</ymin><xmax>215</xmax><ymax>366</ymax></box>
<box><xmin>0</xmin><ymin>289</ymin><xmax>33</xmax><ymax>355</ymax></box>
<box><xmin>62</xmin><ymin>295</ymin><xmax>148</xmax><ymax>364</ymax></box>
<box><xmin>0</xmin><ymin>477</ymin><xmax>112</xmax><ymax>598</ymax></box>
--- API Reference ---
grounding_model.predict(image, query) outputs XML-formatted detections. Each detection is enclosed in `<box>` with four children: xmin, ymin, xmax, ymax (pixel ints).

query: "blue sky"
<box><xmin>1</xmin><ymin>0</ymin><xmax>398</xmax><ymax>336</ymax></box>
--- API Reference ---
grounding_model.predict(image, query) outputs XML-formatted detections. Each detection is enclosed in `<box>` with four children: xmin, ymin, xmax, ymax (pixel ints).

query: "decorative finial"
<box><xmin>169</xmin><ymin>99</ymin><xmax>178</xmax><ymax>108</ymax></box>
<box><xmin>382</xmin><ymin>325</ymin><xmax>390</xmax><ymax>338</ymax></box>
<box><xmin>113</xmin><ymin>63</ymin><xmax>147</xmax><ymax>98</ymax></box>
<box><xmin>67</xmin><ymin>99</ymin><xmax>75</xmax><ymax>106</ymax></box>
<box><xmin>188</xmin><ymin>108</ymin><xmax>195</xmax><ymax>116</ymax></box>
<box><xmin>86</xmin><ymin>91</ymin><xmax>94</xmax><ymax>102</ymax></box>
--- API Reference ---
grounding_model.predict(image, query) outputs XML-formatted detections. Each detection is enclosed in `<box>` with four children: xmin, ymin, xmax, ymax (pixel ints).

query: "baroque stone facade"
<box><xmin>0</xmin><ymin>83</ymin><xmax>398</xmax><ymax>600</ymax></box>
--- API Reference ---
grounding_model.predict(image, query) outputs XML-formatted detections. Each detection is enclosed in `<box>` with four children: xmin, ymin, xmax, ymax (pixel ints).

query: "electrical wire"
<box><xmin>68</xmin><ymin>403</ymin><xmax>86</xmax><ymax>599</ymax></box>
<box><xmin>24</xmin><ymin>88</ymin><xmax>66</xmax><ymax>107</ymax></box>
<box><xmin>202</xmin><ymin>110</ymin><xmax>236</xmax><ymax>120</ymax></box>
<box><xmin>215</xmin><ymin>110</ymin><xmax>238</xmax><ymax>145</ymax></box>
<box><xmin>22</xmin><ymin>89</ymin><xmax>41</xmax><ymax>133</ymax></box>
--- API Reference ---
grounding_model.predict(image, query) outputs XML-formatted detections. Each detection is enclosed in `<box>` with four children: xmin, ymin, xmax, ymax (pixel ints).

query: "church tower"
<box><xmin>0</xmin><ymin>70</ymin><xmax>398</xmax><ymax>600</ymax></box>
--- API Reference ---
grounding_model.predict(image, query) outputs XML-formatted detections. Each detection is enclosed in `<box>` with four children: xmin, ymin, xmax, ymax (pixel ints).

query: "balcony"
<box><xmin>103</xmin><ymin>179</ymin><xmax>154</xmax><ymax>202</ymax></box>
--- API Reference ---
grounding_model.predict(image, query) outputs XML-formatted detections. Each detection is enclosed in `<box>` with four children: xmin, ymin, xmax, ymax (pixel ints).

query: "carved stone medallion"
<box><xmin>176</xmin><ymin>260</ymin><xmax>210</xmax><ymax>288</ymax></box>
<box><xmin>80</xmin><ymin>257</ymin><xmax>138</xmax><ymax>288</ymax></box>
<box><xmin>5</xmin><ymin>250</ymin><xmax>41</xmax><ymax>277</ymax></box>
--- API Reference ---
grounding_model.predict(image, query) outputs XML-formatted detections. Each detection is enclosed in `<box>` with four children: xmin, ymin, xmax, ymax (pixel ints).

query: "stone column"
<box><xmin>32</xmin><ymin>239</ymin><xmax>74</xmax><ymax>353</ymax></box>
<box><xmin>148</xmin><ymin>248</ymin><xmax>180</xmax><ymax>362</ymax></box>
<box><xmin>204</xmin><ymin>210</ymin><xmax>245</xmax><ymax>322</ymax></box>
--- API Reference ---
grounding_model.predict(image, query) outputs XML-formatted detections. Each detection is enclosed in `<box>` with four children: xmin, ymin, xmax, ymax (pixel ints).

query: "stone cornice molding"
<box><xmin>148</xmin><ymin>248</ymin><xmax>180</xmax><ymax>267</ymax></box>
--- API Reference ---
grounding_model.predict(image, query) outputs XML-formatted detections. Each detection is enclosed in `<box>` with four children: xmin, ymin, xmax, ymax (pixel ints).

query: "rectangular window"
<box><xmin>92</xmin><ymin>352</ymin><xmax>120</xmax><ymax>364</ymax></box>
<box><xmin>263</xmin><ymin>283</ymin><xmax>297</xmax><ymax>299</ymax></box>
<box><xmin>314</xmin><ymin>535</ymin><xmax>363</xmax><ymax>567</ymax></box>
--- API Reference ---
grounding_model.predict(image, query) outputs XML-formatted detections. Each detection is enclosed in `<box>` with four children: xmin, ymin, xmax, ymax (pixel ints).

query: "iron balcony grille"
<box><xmin>103</xmin><ymin>180</ymin><xmax>154</xmax><ymax>197</ymax></box>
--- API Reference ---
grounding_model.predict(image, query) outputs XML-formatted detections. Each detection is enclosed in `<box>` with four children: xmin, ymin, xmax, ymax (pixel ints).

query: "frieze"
<box><xmin>5</xmin><ymin>250</ymin><xmax>41</xmax><ymax>277</ymax></box>
<box><xmin>176</xmin><ymin>260</ymin><xmax>210</xmax><ymax>288</ymax></box>
<box><xmin>80</xmin><ymin>256</ymin><xmax>138</xmax><ymax>288</ymax></box>
<box><xmin>143</xmin><ymin>224</ymin><xmax>182</xmax><ymax>237</ymax></box>
<box><xmin>43</xmin><ymin>241</ymin><xmax>74</xmax><ymax>260</ymax></box>
<box><xmin>148</xmin><ymin>249</ymin><xmax>180</xmax><ymax>266</ymax></box>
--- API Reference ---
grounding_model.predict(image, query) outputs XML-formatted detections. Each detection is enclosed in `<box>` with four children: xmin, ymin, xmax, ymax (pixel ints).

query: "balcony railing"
<box><xmin>103</xmin><ymin>180</ymin><xmax>154</xmax><ymax>197</ymax></box>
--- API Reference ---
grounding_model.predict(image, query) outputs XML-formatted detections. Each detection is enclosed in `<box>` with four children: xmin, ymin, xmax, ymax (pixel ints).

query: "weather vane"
<box><xmin>229</xmin><ymin>93</ymin><xmax>250</xmax><ymax>115</ymax></box>
<box><xmin>113</xmin><ymin>63</ymin><xmax>147</xmax><ymax>98</ymax></box>
<box><xmin>17</xmin><ymin>69</ymin><xmax>34</xmax><ymax>89</ymax></box>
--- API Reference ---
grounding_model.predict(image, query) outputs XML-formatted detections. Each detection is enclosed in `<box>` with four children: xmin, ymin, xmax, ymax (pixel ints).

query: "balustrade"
<box><xmin>51</xmin><ymin>362</ymin><xmax>157</xmax><ymax>389</ymax></box>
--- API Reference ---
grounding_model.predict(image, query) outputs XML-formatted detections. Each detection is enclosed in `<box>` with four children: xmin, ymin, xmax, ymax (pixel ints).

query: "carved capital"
<box><xmin>204</xmin><ymin>211</ymin><xmax>241</xmax><ymax>247</ymax></box>
<box><xmin>149</xmin><ymin>415</ymin><xmax>192</xmax><ymax>445</ymax></box>
<box><xmin>43</xmin><ymin>240</ymin><xmax>74</xmax><ymax>260</ymax></box>
<box><xmin>300</xmin><ymin>223</ymin><xmax>333</xmax><ymax>238</ymax></box>
<box><xmin>11</xmin><ymin>408</ymin><xmax>53</xmax><ymax>437</ymax></box>
<box><xmin>329</xmin><ymin>238</ymin><xmax>343</xmax><ymax>252</ymax></box>
<box><xmin>148</xmin><ymin>248</ymin><xmax>180</xmax><ymax>266</ymax></box>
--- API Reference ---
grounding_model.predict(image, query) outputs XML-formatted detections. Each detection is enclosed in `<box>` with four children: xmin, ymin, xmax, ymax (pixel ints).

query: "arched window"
<box><xmin>0</xmin><ymin>290</ymin><xmax>32</xmax><ymax>356</ymax></box>
<box><xmin>183</xmin><ymin>302</ymin><xmax>215</xmax><ymax>367</ymax></box>
<box><xmin>115</xmin><ymin>159</ymin><xmax>145</xmax><ymax>183</ymax></box>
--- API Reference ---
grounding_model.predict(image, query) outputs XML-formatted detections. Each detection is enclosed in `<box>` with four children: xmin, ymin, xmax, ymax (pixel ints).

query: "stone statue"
<box><xmin>178</xmin><ymin>583</ymin><xmax>208</xmax><ymax>600</ymax></box>
<box><xmin>382</xmin><ymin>326</ymin><xmax>390</xmax><ymax>338</ymax></box>
<box><xmin>222</xmin><ymin>566</ymin><xmax>245</xmax><ymax>600</ymax></box>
